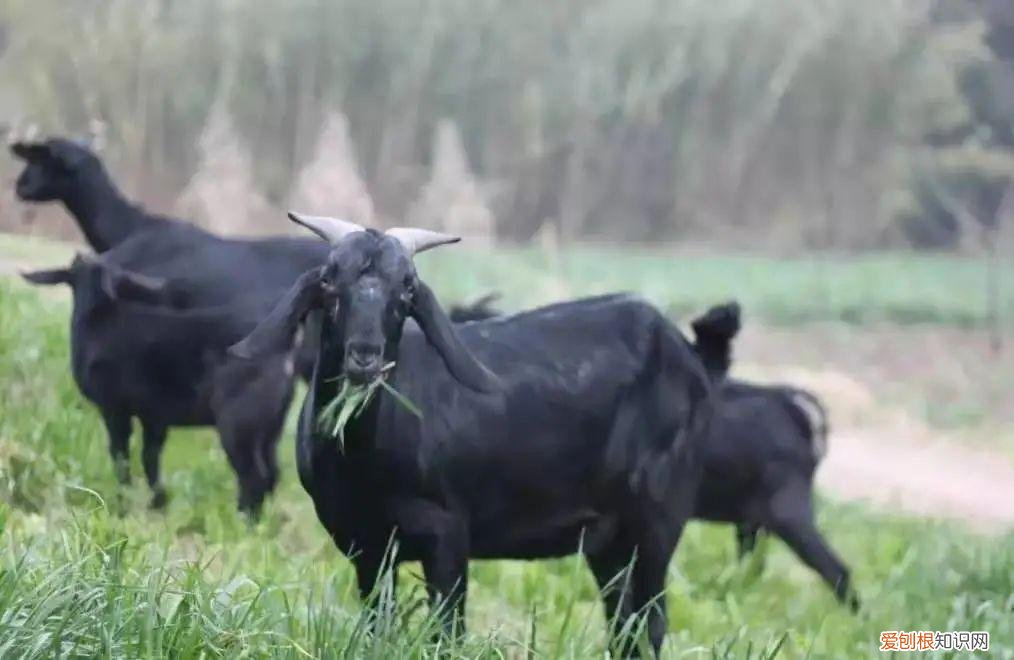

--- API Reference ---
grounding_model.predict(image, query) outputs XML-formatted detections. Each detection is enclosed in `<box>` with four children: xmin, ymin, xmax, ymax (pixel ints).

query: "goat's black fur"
<box><xmin>11</xmin><ymin>138</ymin><xmax>328</xmax><ymax>377</ymax></box>
<box><xmin>233</xmin><ymin>230</ymin><xmax>713</xmax><ymax>655</ymax></box>
<box><xmin>451</xmin><ymin>296</ymin><xmax>857</xmax><ymax>610</ymax></box>
<box><xmin>690</xmin><ymin>302</ymin><xmax>858</xmax><ymax>610</ymax></box>
<box><xmin>22</xmin><ymin>256</ymin><xmax>297</xmax><ymax>516</ymax></box>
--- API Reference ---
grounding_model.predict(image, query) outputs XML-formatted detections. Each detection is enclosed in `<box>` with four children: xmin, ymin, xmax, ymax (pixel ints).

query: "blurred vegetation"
<box><xmin>0</xmin><ymin>0</ymin><xmax>1011</xmax><ymax>249</ymax></box>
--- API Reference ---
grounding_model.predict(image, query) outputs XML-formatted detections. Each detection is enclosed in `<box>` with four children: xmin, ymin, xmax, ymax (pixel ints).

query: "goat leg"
<box><xmin>767</xmin><ymin>483</ymin><xmax>859</xmax><ymax>611</ymax></box>
<box><xmin>100</xmin><ymin>408</ymin><xmax>132</xmax><ymax>485</ymax></box>
<box><xmin>735</xmin><ymin>523</ymin><xmax>761</xmax><ymax>558</ymax></box>
<box><xmin>354</xmin><ymin>546</ymin><xmax>399</xmax><ymax>632</ymax></box>
<box><xmin>141</xmin><ymin>420</ymin><xmax>169</xmax><ymax>509</ymax></box>
<box><xmin>421</xmin><ymin>521</ymin><xmax>469</xmax><ymax>639</ymax></box>
<box><xmin>585</xmin><ymin>538</ymin><xmax>638</xmax><ymax>655</ymax></box>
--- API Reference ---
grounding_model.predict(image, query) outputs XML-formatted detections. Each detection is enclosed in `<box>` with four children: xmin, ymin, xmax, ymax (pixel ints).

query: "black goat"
<box><xmin>11</xmin><ymin>137</ymin><xmax>327</xmax><ymax>380</ymax></box>
<box><xmin>22</xmin><ymin>254</ymin><xmax>296</xmax><ymax>515</ymax></box>
<box><xmin>690</xmin><ymin>302</ymin><xmax>858</xmax><ymax>610</ymax></box>
<box><xmin>449</xmin><ymin>296</ymin><xmax>858</xmax><ymax>609</ymax></box>
<box><xmin>11</xmin><ymin>138</ymin><xmax>329</xmax><ymax>308</ymax></box>
<box><xmin>231</xmin><ymin>214</ymin><xmax>712</xmax><ymax>655</ymax></box>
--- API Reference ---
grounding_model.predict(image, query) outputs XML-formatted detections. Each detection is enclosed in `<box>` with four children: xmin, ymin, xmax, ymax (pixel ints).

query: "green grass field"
<box><xmin>0</xmin><ymin>246</ymin><xmax>1012</xmax><ymax>657</ymax></box>
<box><xmin>415</xmin><ymin>245</ymin><xmax>1014</xmax><ymax>328</ymax></box>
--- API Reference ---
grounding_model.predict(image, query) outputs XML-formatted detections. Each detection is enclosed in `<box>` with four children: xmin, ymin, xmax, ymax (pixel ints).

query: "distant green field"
<box><xmin>1</xmin><ymin>277</ymin><xmax>1011</xmax><ymax>657</ymax></box>
<box><xmin>1</xmin><ymin>231</ymin><xmax>1011</xmax><ymax>328</ymax></box>
<box><xmin>417</xmin><ymin>245</ymin><xmax>1013</xmax><ymax>328</ymax></box>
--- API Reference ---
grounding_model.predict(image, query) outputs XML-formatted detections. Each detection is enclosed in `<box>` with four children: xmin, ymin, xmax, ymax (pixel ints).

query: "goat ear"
<box><xmin>230</xmin><ymin>267</ymin><xmax>324</xmax><ymax>359</ymax></box>
<box><xmin>9</xmin><ymin>142</ymin><xmax>50</xmax><ymax>162</ymax></box>
<box><xmin>410</xmin><ymin>281</ymin><xmax>500</xmax><ymax>393</ymax></box>
<box><xmin>20</xmin><ymin>268</ymin><xmax>71</xmax><ymax>286</ymax></box>
<box><xmin>103</xmin><ymin>270</ymin><xmax>169</xmax><ymax>305</ymax></box>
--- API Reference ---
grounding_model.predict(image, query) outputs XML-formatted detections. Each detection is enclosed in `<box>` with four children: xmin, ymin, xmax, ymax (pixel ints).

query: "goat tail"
<box><xmin>690</xmin><ymin>301</ymin><xmax>741</xmax><ymax>381</ymax></box>
<box><xmin>447</xmin><ymin>291</ymin><xmax>503</xmax><ymax>324</ymax></box>
<box><xmin>783</xmin><ymin>386</ymin><xmax>830</xmax><ymax>463</ymax></box>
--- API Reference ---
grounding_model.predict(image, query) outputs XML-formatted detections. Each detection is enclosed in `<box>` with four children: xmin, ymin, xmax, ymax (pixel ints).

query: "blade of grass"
<box><xmin>377</xmin><ymin>380</ymin><xmax>423</xmax><ymax>419</ymax></box>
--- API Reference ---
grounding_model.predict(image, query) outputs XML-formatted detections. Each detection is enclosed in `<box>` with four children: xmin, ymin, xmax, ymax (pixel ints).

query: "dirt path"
<box><xmin>729</xmin><ymin>359</ymin><xmax>1014</xmax><ymax>534</ymax></box>
<box><xmin>817</xmin><ymin>429</ymin><xmax>1014</xmax><ymax>533</ymax></box>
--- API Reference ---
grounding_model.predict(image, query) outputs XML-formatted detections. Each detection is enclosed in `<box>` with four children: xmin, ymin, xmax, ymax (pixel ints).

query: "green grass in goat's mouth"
<box><xmin>317</xmin><ymin>362</ymin><xmax>422</xmax><ymax>450</ymax></box>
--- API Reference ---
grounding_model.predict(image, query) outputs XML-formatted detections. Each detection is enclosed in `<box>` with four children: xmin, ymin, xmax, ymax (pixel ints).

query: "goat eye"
<box><xmin>319</xmin><ymin>272</ymin><xmax>338</xmax><ymax>292</ymax></box>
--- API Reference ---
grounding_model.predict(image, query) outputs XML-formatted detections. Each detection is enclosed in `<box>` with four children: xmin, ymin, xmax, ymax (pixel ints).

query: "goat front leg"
<box><xmin>394</xmin><ymin>500</ymin><xmax>469</xmax><ymax>638</ymax></box>
<box><xmin>736</xmin><ymin>523</ymin><xmax>761</xmax><ymax>558</ymax></box>
<box><xmin>140</xmin><ymin>420</ymin><xmax>169</xmax><ymax>509</ymax></box>
<box><xmin>421</xmin><ymin>519</ymin><xmax>469</xmax><ymax>639</ymax></box>
<box><xmin>354</xmin><ymin>545</ymin><xmax>399</xmax><ymax>633</ymax></box>
<box><xmin>217</xmin><ymin>417</ymin><xmax>270</xmax><ymax>518</ymax></box>
<box><xmin>100</xmin><ymin>408</ymin><xmax>132</xmax><ymax>485</ymax></box>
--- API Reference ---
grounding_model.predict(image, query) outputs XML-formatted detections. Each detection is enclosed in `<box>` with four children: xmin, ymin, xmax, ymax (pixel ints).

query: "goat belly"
<box><xmin>73</xmin><ymin>355</ymin><xmax>118</xmax><ymax>407</ymax></box>
<box><xmin>469</xmin><ymin>508</ymin><xmax>607</xmax><ymax>559</ymax></box>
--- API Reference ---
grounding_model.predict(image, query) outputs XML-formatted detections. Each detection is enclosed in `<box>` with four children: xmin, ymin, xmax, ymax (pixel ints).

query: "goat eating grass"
<box><xmin>230</xmin><ymin>212</ymin><xmax>712</xmax><ymax>656</ymax></box>
<box><xmin>318</xmin><ymin>364</ymin><xmax>421</xmax><ymax>451</ymax></box>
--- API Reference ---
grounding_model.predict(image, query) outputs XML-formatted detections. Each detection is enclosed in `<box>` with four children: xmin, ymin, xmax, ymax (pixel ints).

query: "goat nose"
<box><xmin>347</xmin><ymin>343</ymin><xmax>381</xmax><ymax>367</ymax></box>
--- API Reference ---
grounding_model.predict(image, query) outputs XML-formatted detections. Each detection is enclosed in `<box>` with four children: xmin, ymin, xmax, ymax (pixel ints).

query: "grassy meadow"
<box><xmin>0</xmin><ymin>239</ymin><xmax>1012</xmax><ymax>657</ymax></box>
<box><xmin>417</xmin><ymin>245</ymin><xmax>1014</xmax><ymax>328</ymax></box>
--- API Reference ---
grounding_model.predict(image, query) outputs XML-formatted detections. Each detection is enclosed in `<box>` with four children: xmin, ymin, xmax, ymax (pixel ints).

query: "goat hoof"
<box><xmin>149</xmin><ymin>490</ymin><xmax>168</xmax><ymax>510</ymax></box>
<box><xmin>847</xmin><ymin>592</ymin><xmax>861</xmax><ymax>613</ymax></box>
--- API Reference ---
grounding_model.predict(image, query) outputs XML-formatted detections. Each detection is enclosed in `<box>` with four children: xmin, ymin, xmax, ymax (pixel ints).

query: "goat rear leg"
<box><xmin>218</xmin><ymin>421</ymin><xmax>268</xmax><ymax>519</ymax></box>
<box><xmin>258</xmin><ymin>433</ymin><xmax>281</xmax><ymax>496</ymax></box>
<box><xmin>585</xmin><ymin>540</ymin><xmax>637</xmax><ymax>654</ymax></box>
<box><xmin>631</xmin><ymin>523</ymin><xmax>684</xmax><ymax>658</ymax></box>
<box><xmin>767</xmin><ymin>484</ymin><xmax>859</xmax><ymax>611</ymax></box>
<box><xmin>141</xmin><ymin>420</ymin><xmax>169</xmax><ymax>509</ymax></box>
<box><xmin>101</xmin><ymin>409</ymin><xmax>132</xmax><ymax>485</ymax></box>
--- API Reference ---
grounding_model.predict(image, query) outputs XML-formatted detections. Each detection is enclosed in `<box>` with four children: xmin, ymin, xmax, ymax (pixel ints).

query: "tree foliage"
<box><xmin>0</xmin><ymin>0</ymin><xmax>1008</xmax><ymax>248</ymax></box>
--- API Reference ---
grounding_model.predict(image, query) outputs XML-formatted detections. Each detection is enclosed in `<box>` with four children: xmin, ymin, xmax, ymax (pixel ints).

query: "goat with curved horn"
<box><xmin>287</xmin><ymin>212</ymin><xmax>365</xmax><ymax>245</ymax></box>
<box><xmin>385</xmin><ymin>227</ymin><xmax>460</xmax><ymax>256</ymax></box>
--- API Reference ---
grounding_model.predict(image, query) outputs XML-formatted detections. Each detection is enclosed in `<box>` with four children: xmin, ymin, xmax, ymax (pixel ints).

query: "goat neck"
<box><xmin>62</xmin><ymin>164</ymin><xmax>146</xmax><ymax>252</ymax></box>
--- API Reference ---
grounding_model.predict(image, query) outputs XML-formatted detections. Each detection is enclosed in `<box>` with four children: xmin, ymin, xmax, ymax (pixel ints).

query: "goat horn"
<box><xmin>6</xmin><ymin>122</ymin><xmax>34</xmax><ymax>146</ymax></box>
<box><xmin>385</xmin><ymin>227</ymin><xmax>460</xmax><ymax>256</ymax></box>
<box><xmin>287</xmin><ymin>212</ymin><xmax>365</xmax><ymax>245</ymax></box>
